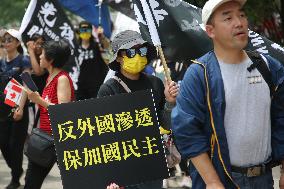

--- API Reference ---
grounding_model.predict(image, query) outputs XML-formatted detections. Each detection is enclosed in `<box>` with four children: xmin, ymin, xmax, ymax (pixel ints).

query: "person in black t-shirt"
<box><xmin>98</xmin><ymin>30</ymin><xmax>179</xmax><ymax>189</ymax></box>
<box><xmin>77</xmin><ymin>21</ymin><xmax>108</xmax><ymax>100</ymax></box>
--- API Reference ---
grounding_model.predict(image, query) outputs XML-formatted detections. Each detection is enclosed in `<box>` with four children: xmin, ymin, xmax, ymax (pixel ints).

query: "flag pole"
<box><xmin>139</xmin><ymin>0</ymin><xmax>172</xmax><ymax>82</ymax></box>
<box><xmin>157</xmin><ymin>46</ymin><xmax>171</xmax><ymax>81</ymax></box>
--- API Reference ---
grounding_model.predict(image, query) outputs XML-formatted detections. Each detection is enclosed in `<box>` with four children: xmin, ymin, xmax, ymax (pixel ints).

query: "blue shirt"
<box><xmin>0</xmin><ymin>55</ymin><xmax>31</xmax><ymax>118</ymax></box>
<box><xmin>0</xmin><ymin>55</ymin><xmax>31</xmax><ymax>83</ymax></box>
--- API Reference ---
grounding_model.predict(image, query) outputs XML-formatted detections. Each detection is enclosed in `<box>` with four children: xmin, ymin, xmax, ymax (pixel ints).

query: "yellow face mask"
<box><xmin>79</xmin><ymin>32</ymin><xmax>91</xmax><ymax>40</ymax></box>
<box><xmin>122</xmin><ymin>54</ymin><xmax>148</xmax><ymax>74</ymax></box>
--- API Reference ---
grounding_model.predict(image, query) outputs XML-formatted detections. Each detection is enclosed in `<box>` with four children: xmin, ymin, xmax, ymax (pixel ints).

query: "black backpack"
<box><xmin>246</xmin><ymin>51</ymin><xmax>276</xmax><ymax>97</ymax></box>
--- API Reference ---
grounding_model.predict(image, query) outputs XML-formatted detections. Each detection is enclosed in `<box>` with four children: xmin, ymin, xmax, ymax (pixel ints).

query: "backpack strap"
<box><xmin>111</xmin><ymin>75</ymin><xmax>132</xmax><ymax>93</ymax></box>
<box><xmin>33</xmin><ymin>110</ymin><xmax>40</xmax><ymax>129</ymax></box>
<box><xmin>246</xmin><ymin>51</ymin><xmax>275</xmax><ymax>97</ymax></box>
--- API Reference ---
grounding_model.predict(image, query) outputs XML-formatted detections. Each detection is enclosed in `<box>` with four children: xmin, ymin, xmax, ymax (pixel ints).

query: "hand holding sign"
<box><xmin>25</xmin><ymin>89</ymin><xmax>41</xmax><ymax>104</ymax></box>
<box><xmin>20</xmin><ymin>72</ymin><xmax>38</xmax><ymax>92</ymax></box>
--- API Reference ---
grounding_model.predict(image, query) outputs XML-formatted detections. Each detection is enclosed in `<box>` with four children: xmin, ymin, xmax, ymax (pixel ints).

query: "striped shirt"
<box><xmin>39</xmin><ymin>71</ymin><xmax>75</xmax><ymax>134</ymax></box>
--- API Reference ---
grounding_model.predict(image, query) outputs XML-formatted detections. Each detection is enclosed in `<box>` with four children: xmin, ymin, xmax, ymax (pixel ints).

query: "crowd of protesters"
<box><xmin>0</xmin><ymin>21</ymin><xmax>180</xmax><ymax>189</ymax></box>
<box><xmin>2</xmin><ymin>0</ymin><xmax>284</xmax><ymax>189</ymax></box>
<box><xmin>0</xmin><ymin>21</ymin><xmax>109</xmax><ymax>188</ymax></box>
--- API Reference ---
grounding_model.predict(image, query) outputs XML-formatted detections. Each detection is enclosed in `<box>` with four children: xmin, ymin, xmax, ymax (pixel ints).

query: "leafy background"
<box><xmin>0</xmin><ymin>0</ymin><xmax>283</xmax><ymax>44</ymax></box>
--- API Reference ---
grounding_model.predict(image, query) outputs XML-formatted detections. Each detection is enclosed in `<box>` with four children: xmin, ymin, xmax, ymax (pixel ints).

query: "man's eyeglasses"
<box><xmin>79</xmin><ymin>28</ymin><xmax>92</xmax><ymax>33</ymax></box>
<box><xmin>2</xmin><ymin>37</ymin><xmax>14</xmax><ymax>44</ymax></box>
<box><xmin>124</xmin><ymin>46</ymin><xmax>148</xmax><ymax>58</ymax></box>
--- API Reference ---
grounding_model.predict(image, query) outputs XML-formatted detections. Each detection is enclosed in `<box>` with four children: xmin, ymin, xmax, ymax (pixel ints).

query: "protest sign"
<box><xmin>48</xmin><ymin>90</ymin><xmax>169</xmax><ymax>189</ymax></box>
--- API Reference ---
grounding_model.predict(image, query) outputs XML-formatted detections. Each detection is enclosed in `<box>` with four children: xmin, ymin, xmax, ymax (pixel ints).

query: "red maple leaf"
<box><xmin>10</xmin><ymin>92</ymin><xmax>16</xmax><ymax>99</ymax></box>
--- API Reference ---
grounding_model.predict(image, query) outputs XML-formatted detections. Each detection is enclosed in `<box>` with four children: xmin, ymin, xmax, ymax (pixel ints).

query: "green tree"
<box><xmin>1</xmin><ymin>0</ymin><xmax>284</xmax><ymax>43</ymax></box>
<box><xmin>184</xmin><ymin>0</ymin><xmax>277</xmax><ymax>23</ymax></box>
<box><xmin>0</xmin><ymin>0</ymin><xmax>81</xmax><ymax>30</ymax></box>
<box><xmin>185</xmin><ymin>0</ymin><xmax>284</xmax><ymax>43</ymax></box>
<box><xmin>0</xmin><ymin>0</ymin><xmax>30</xmax><ymax>28</ymax></box>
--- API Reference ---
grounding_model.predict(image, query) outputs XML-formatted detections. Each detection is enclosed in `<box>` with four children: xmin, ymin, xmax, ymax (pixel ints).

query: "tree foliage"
<box><xmin>184</xmin><ymin>0</ymin><xmax>280</xmax><ymax>24</ymax></box>
<box><xmin>0</xmin><ymin>0</ymin><xmax>30</xmax><ymax>28</ymax></box>
<box><xmin>0</xmin><ymin>0</ymin><xmax>80</xmax><ymax>29</ymax></box>
<box><xmin>1</xmin><ymin>0</ymin><xmax>283</xmax><ymax>42</ymax></box>
<box><xmin>185</xmin><ymin>0</ymin><xmax>284</xmax><ymax>44</ymax></box>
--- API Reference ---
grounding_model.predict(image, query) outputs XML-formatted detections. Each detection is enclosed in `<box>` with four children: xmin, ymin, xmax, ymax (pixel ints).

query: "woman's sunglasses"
<box><xmin>124</xmin><ymin>46</ymin><xmax>148</xmax><ymax>58</ymax></box>
<box><xmin>2</xmin><ymin>37</ymin><xmax>14</xmax><ymax>44</ymax></box>
<box><xmin>79</xmin><ymin>28</ymin><xmax>92</xmax><ymax>33</ymax></box>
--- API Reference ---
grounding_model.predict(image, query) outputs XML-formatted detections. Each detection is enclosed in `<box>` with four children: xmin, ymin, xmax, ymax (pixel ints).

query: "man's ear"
<box><xmin>205</xmin><ymin>25</ymin><xmax>215</xmax><ymax>39</ymax></box>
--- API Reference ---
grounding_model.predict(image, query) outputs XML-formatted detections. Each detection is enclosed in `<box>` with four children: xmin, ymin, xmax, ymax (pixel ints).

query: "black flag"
<box><xmin>132</xmin><ymin>0</ymin><xmax>284</xmax><ymax>64</ymax></box>
<box><xmin>20</xmin><ymin>0</ymin><xmax>80</xmax><ymax>89</ymax></box>
<box><xmin>106</xmin><ymin>0</ymin><xmax>136</xmax><ymax>20</ymax></box>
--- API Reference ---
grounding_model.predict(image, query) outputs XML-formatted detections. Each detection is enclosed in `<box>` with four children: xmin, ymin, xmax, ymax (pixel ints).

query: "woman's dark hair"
<box><xmin>17</xmin><ymin>44</ymin><xmax>23</xmax><ymax>54</ymax></box>
<box><xmin>79</xmin><ymin>21</ymin><xmax>92</xmax><ymax>30</ymax></box>
<box><xmin>31</xmin><ymin>34</ymin><xmax>46</xmax><ymax>42</ymax></box>
<box><xmin>9</xmin><ymin>37</ymin><xmax>23</xmax><ymax>54</ymax></box>
<box><xmin>42</xmin><ymin>39</ymin><xmax>71</xmax><ymax>68</ymax></box>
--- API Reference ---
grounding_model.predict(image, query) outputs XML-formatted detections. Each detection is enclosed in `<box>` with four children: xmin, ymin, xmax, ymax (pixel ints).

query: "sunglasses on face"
<box><xmin>2</xmin><ymin>37</ymin><xmax>14</xmax><ymax>44</ymax></box>
<box><xmin>124</xmin><ymin>46</ymin><xmax>148</xmax><ymax>58</ymax></box>
<box><xmin>79</xmin><ymin>28</ymin><xmax>92</xmax><ymax>33</ymax></box>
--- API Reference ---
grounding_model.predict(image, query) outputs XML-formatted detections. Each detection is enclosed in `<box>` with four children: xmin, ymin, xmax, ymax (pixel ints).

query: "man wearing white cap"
<box><xmin>172</xmin><ymin>0</ymin><xmax>284</xmax><ymax>188</ymax></box>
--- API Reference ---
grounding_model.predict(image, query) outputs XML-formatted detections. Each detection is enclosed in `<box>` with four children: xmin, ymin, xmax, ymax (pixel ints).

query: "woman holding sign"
<box><xmin>23</xmin><ymin>39</ymin><xmax>75</xmax><ymax>189</ymax></box>
<box><xmin>98</xmin><ymin>30</ymin><xmax>179</xmax><ymax>189</ymax></box>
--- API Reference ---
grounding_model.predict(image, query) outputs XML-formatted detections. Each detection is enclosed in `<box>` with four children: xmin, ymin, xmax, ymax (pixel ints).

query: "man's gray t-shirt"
<box><xmin>218</xmin><ymin>56</ymin><xmax>271</xmax><ymax>167</ymax></box>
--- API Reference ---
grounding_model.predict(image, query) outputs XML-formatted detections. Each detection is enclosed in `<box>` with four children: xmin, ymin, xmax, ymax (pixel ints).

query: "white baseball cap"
<box><xmin>4</xmin><ymin>29</ymin><xmax>22</xmax><ymax>41</ymax></box>
<box><xmin>202</xmin><ymin>0</ymin><xmax>247</xmax><ymax>26</ymax></box>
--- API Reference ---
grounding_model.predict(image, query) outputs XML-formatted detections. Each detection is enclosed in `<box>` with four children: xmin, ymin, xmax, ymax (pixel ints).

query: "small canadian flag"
<box><xmin>4</xmin><ymin>78</ymin><xmax>20</xmax><ymax>94</ymax></box>
<box><xmin>4</xmin><ymin>79</ymin><xmax>23</xmax><ymax>107</ymax></box>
